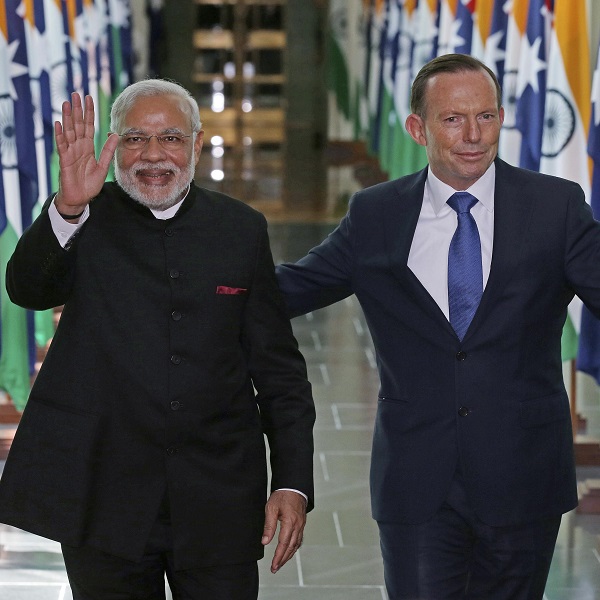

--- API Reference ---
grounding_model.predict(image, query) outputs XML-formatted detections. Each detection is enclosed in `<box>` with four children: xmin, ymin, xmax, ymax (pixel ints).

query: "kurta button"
<box><xmin>165</xmin><ymin>228</ymin><xmax>174</xmax><ymax>237</ymax></box>
<box><xmin>171</xmin><ymin>310</ymin><xmax>182</xmax><ymax>321</ymax></box>
<box><xmin>456</xmin><ymin>351</ymin><xmax>467</xmax><ymax>361</ymax></box>
<box><xmin>458</xmin><ymin>406</ymin><xmax>470</xmax><ymax>417</ymax></box>
<box><xmin>169</xmin><ymin>269</ymin><xmax>180</xmax><ymax>279</ymax></box>
<box><xmin>170</xmin><ymin>354</ymin><xmax>181</xmax><ymax>365</ymax></box>
<box><xmin>170</xmin><ymin>401</ymin><xmax>181</xmax><ymax>411</ymax></box>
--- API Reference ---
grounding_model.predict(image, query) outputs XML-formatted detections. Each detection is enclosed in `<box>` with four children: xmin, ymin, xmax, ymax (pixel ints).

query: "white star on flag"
<box><xmin>485</xmin><ymin>29</ymin><xmax>506</xmax><ymax>69</ymax></box>
<box><xmin>517</xmin><ymin>36</ymin><xmax>545</xmax><ymax>97</ymax></box>
<box><xmin>448</xmin><ymin>18</ymin><xmax>466</xmax><ymax>53</ymax></box>
<box><xmin>108</xmin><ymin>0</ymin><xmax>130</xmax><ymax>28</ymax></box>
<box><xmin>24</xmin><ymin>16</ymin><xmax>51</xmax><ymax>79</ymax></box>
<box><xmin>0</xmin><ymin>39</ymin><xmax>29</xmax><ymax>101</ymax></box>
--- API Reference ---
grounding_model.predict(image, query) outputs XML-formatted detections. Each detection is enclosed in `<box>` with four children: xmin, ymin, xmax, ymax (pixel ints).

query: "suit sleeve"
<box><xmin>241</xmin><ymin>218</ymin><xmax>316</xmax><ymax>509</ymax></box>
<box><xmin>6</xmin><ymin>198</ymin><xmax>80</xmax><ymax>311</ymax></box>
<box><xmin>276</xmin><ymin>201</ymin><xmax>356</xmax><ymax>318</ymax></box>
<box><xmin>563</xmin><ymin>183</ymin><xmax>600</xmax><ymax>316</ymax></box>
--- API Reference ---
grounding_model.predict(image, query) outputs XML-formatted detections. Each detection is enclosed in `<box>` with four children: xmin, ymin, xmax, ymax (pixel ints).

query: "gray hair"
<box><xmin>110</xmin><ymin>78</ymin><xmax>202</xmax><ymax>134</ymax></box>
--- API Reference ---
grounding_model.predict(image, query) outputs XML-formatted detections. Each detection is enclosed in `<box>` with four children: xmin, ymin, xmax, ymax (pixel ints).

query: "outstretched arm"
<box><xmin>54</xmin><ymin>93</ymin><xmax>119</xmax><ymax>218</ymax></box>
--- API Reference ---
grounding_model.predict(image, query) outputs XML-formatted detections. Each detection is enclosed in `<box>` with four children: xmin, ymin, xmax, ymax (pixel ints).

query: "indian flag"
<box><xmin>539</xmin><ymin>0</ymin><xmax>591</xmax><ymax>360</ymax></box>
<box><xmin>0</xmin><ymin>0</ymin><xmax>34</xmax><ymax>410</ymax></box>
<box><xmin>388</xmin><ymin>0</ymin><xmax>429</xmax><ymax>179</ymax></box>
<box><xmin>327</xmin><ymin>0</ymin><xmax>352</xmax><ymax>140</ymax></box>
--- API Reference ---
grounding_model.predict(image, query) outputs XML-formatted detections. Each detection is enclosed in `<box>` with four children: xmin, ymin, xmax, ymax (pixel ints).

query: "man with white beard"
<box><xmin>0</xmin><ymin>79</ymin><xmax>315</xmax><ymax>600</ymax></box>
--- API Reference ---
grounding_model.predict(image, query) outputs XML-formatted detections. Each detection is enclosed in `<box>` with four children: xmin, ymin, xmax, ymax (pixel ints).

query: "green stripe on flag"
<box><xmin>98</xmin><ymin>85</ymin><xmax>115</xmax><ymax>181</ymax></box>
<box><xmin>561</xmin><ymin>315</ymin><xmax>578</xmax><ymax>362</ymax></box>
<box><xmin>0</xmin><ymin>226</ymin><xmax>31</xmax><ymax>411</ymax></box>
<box><xmin>327</xmin><ymin>32</ymin><xmax>351</xmax><ymax>120</ymax></box>
<box><xmin>388</xmin><ymin>122</ymin><xmax>428</xmax><ymax>180</ymax></box>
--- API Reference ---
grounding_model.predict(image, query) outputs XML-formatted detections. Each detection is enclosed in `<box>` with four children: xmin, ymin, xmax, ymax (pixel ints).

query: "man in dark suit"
<box><xmin>276</xmin><ymin>54</ymin><xmax>597</xmax><ymax>599</ymax></box>
<box><xmin>0</xmin><ymin>79</ymin><xmax>315</xmax><ymax>599</ymax></box>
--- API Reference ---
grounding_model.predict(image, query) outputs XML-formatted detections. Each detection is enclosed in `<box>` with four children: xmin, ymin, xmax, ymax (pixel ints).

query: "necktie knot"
<box><xmin>447</xmin><ymin>191</ymin><xmax>478</xmax><ymax>214</ymax></box>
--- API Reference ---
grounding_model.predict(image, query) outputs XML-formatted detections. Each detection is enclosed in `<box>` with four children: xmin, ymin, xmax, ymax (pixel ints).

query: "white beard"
<box><xmin>114</xmin><ymin>155</ymin><xmax>195</xmax><ymax>211</ymax></box>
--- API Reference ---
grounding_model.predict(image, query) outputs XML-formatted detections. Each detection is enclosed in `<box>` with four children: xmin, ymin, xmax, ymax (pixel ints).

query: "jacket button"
<box><xmin>166</xmin><ymin>447</ymin><xmax>178</xmax><ymax>455</ymax></box>
<box><xmin>170</xmin><ymin>401</ymin><xmax>181</xmax><ymax>411</ymax></box>
<box><xmin>169</xmin><ymin>269</ymin><xmax>180</xmax><ymax>279</ymax></box>
<box><xmin>458</xmin><ymin>406</ymin><xmax>470</xmax><ymax>417</ymax></box>
<box><xmin>171</xmin><ymin>310</ymin><xmax>182</xmax><ymax>321</ymax></box>
<box><xmin>456</xmin><ymin>351</ymin><xmax>467</xmax><ymax>361</ymax></box>
<box><xmin>170</xmin><ymin>354</ymin><xmax>182</xmax><ymax>365</ymax></box>
<box><xmin>165</xmin><ymin>227</ymin><xmax>174</xmax><ymax>237</ymax></box>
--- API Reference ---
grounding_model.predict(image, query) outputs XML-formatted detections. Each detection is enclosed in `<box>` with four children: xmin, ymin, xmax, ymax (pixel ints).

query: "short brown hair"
<box><xmin>410</xmin><ymin>54</ymin><xmax>502</xmax><ymax>117</ymax></box>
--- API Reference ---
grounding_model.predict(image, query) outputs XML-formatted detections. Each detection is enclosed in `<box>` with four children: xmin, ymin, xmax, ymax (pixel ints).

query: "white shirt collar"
<box><xmin>149</xmin><ymin>184</ymin><xmax>191</xmax><ymax>220</ymax></box>
<box><xmin>425</xmin><ymin>162</ymin><xmax>496</xmax><ymax>215</ymax></box>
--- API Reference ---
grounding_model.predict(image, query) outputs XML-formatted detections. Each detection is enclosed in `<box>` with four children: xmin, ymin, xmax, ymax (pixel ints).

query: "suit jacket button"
<box><xmin>170</xmin><ymin>401</ymin><xmax>181</xmax><ymax>411</ymax></box>
<box><xmin>166</xmin><ymin>447</ymin><xmax>178</xmax><ymax>455</ymax></box>
<box><xmin>458</xmin><ymin>406</ymin><xmax>470</xmax><ymax>417</ymax></box>
<box><xmin>171</xmin><ymin>310</ymin><xmax>182</xmax><ymax>321</ymax></box>
<box><xmin>170</xmin><ymin>354</ymin><xmax>182</xmax><ymax>365</ymax></box>
<box><xmin>456</xmin><ymin>351</ymin><xmax>467</xmax><ymax>361</ymax></box>
<box><xmin>169</xmin><ymin>269</ymin><xmax>180</xmax><ymax>279</ymax></box>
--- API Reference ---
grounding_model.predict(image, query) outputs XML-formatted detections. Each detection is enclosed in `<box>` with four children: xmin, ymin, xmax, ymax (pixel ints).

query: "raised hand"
<box><xmin>54</xmin><ymin>93</ymin><xmax>119</xmax><ymax>216</ymax></box>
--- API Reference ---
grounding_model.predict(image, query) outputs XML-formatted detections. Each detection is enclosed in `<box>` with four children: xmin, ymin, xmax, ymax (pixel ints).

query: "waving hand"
<box><xmin>54</xmin><ymin>93</ymin><xmax>119</xmax><ymax>216</ymax></box>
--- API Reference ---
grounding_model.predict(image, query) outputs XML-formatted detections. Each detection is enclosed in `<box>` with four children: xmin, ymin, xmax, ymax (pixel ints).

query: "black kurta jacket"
<box><xmin>0</xmin><ymin>182</ymin><xmax>315</xmax><ymax>570</ymax></box>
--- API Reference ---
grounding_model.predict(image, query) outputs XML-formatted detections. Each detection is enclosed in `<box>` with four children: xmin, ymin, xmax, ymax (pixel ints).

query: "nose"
<box><xmin>464</xmin><ymin>117</ymin><xmax>481</xmax><ymax>143</ymax></box>
<box><xmin>140</xmin><ymin>136</ymin><xmax>167</xmax><ymax>160</ymax></box>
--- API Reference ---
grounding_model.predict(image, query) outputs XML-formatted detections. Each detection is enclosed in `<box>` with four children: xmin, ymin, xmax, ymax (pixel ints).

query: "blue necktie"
<box><xmin>447</xmin><ymin>192</ymin><xmax>482</xmax><ymax>340</ymax></box>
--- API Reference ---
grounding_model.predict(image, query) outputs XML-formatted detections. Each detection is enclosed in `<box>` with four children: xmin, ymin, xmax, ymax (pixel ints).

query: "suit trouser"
<box><xmin>61</xmin><ymin>497</ymin><xmax>259</xmax><ymax>600</ymax></box>
<box><xmin>378</xmin><ymin>476</ymin><xmax>561</xmax><ymax>600</ymax></box>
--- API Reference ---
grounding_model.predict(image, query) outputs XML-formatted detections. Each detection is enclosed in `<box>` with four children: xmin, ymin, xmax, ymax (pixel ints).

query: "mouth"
<box><xmin>135</xmin><ymin>168</ymin><xmax>176</xmax><ymax>186</ymax></box>
<box><xmin>456</xmin><ymin>153</ymin><xmax>489</xmax><ymax>165</ymax></box>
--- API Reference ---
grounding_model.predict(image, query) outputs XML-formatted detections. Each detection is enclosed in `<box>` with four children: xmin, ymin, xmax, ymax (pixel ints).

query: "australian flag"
<box><xmin>484</xmin><ymin>0</ymin><xmax>509</xmax><ymax>90</ymax></box>
<box><xmin>515</xmin><ymin>0</ymin><xmax>551</xmax><ymax>171</ymax></box>
<box><xmin>453</xmin><ymin>0</ymin><xmax>474</xmax><ymax>55</ymax></box>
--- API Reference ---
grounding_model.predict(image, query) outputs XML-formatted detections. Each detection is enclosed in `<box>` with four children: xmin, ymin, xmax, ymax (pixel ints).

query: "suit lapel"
<box><xmin>382</xmin><ymin>168</ymin><xmax>456</xmax><ymax>334</ymax></box>
<box><xmin>382</xmin><ymin>159</ymin><xmax>535</xmax><ymax>342</ymax></box>
<box><xmin>463</xmin><ymin>159</ymin><xmax>535</xmax><ymax>341</ymax></box>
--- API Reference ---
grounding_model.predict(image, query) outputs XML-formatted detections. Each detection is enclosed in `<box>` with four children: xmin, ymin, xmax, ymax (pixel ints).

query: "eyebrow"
<box><xmin>121</xmin><ymin>127</ymin><xmax>187</xmax><ymax>135</ymax></box>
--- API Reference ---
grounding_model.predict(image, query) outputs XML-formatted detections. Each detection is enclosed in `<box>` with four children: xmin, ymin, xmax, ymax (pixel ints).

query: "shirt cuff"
<box><xmin>275</xmin><ymin>488</ymin><xmax>308</xmax><ymax>504</ymax></box>
<box><xmin>49</xmin><ymin>197</ymin><xmax>90</xmax><ymax>248</ymax></box>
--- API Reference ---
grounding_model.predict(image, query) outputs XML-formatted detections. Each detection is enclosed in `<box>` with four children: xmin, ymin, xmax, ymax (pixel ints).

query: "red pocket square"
<box><xmin>216</xmin><ymin>285</ymin><xmax>247</xmax><ymax>295</ymax></box>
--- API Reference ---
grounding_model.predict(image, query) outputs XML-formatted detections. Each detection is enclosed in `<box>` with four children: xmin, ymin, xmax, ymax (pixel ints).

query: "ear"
<box><xmin>499</xmin><ymin>106</ymin><xmax>505</xmax><ymax>127</ymax></box>
<box><xmin>193</xmin><ymin>130</ymin><xmax>204</xmax><ymax>165</ymax></box>
<box><xmin>405</xmin><ymin>113</ymin><xmax>427</xmax><ymax>147</ymax></box>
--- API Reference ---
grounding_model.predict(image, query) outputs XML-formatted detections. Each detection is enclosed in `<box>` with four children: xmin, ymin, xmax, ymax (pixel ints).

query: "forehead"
<box><xmin>123</xmin><ymin>94</ymin><xmax>190</xmax><ymax>130</ymax></box>
<box><xmin>424</xmin><ymin>69</ymin><xmax>498</xmax><ymax>114</ymax></box>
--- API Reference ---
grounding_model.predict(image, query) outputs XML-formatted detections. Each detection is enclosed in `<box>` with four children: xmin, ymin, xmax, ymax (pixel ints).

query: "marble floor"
<box><xmin>2</xmin><ymin>171</ymin><xmax>600</xmax><ymax>598</ymax></box>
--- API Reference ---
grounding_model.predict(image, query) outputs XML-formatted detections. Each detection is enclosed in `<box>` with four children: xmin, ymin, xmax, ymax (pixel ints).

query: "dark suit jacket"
<box><xmin>0</xmin><ymin>182</ymin><xmax>315</xmax><ymax>570</ymax></box>
<box><xmin>276</xmin><ymin>158</ymin><xmax>600</xmax><ymax>528</ymax></box>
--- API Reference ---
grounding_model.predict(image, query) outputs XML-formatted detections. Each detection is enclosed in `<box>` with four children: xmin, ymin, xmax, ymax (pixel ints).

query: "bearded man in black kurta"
<box><xmin>0</xmin><ymin>79</ymin><xmax>315</xmax><ymax>600</ymax></box>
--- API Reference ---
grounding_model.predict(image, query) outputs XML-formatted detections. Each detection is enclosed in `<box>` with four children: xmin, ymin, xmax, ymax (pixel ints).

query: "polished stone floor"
<box><xmin>2</xmin><ymin>169</ymin><xmax>600</xmax><ymax>598</ymax></box>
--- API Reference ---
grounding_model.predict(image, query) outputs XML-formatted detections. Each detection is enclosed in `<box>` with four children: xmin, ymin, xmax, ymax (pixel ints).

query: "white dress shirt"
<box><xmin>407</xmin><ymin>164</ymin><xmax>496</xmax><ymax>319</ymax></box>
